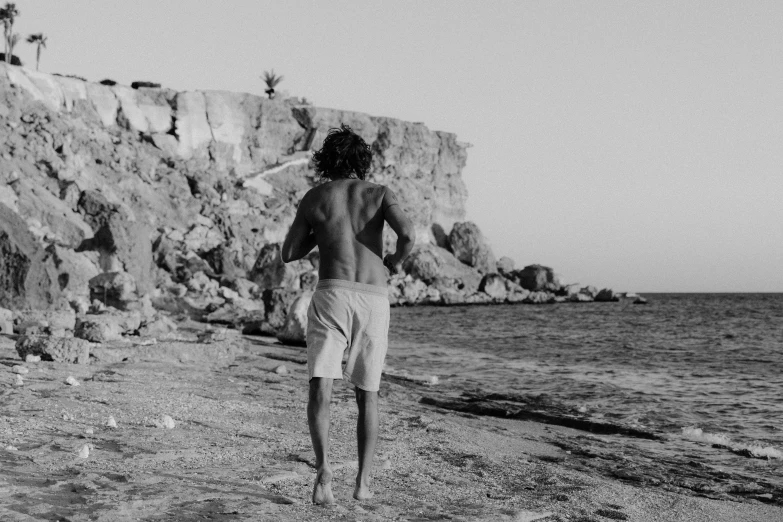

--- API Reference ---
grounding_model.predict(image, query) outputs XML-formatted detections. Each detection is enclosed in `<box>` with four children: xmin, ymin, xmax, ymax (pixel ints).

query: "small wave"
<box><xmin>681</xmin><ymin>427</ymin><xmax>731</xmax><ymax>445</ymax></box>
<box><xmin>681</xmin><ymin>427</ymin><xmax>782</xmax><ymax>459</ymax></box>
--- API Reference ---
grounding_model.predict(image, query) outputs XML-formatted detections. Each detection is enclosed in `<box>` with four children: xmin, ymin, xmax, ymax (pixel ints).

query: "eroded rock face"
<box><xmin>0</xmin><ymin>204</ymin><xmax>64</xmax><ymax>309</ymax></box>
<box><xmin>448</xmin><ymin>222</ymin><xmax>496</xmax><ymax>274</ymax></box>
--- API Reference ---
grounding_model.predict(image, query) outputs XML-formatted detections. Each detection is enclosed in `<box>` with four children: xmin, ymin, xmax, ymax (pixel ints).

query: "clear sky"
<box><xmin>11</xmin><ymin>1</ymin><xmax>783</xmax><ymax>292</ymax></box>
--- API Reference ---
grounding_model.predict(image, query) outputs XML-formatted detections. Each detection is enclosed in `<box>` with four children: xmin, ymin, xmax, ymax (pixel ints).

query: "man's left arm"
<box><xmin>281</xmin><ymin>196</ymin><xmax>316</xmax><ymax>263</ymax></box>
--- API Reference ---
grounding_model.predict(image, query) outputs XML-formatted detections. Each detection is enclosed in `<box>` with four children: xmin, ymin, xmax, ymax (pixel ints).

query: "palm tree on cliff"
<box><xmin>262</xmin><ymin>69</ymin><xmax>283</xmax><ymax>99</ymax></box>
<box><xmin>0</xmin><ymin>2</ymin><xmax>19</xmax><ymax>64</ymax></box>
<box><xmin>6</xmin><ymin>31</ymin><xmax>19</xmax><ymax>64</ymax></box>
<box><xmin>26</xmin><ymin>32</ymin><xmax>46</xmax><ymax>70</ymax></box>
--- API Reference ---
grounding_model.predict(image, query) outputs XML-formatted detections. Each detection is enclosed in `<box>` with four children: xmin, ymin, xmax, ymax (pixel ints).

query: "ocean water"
<box><xmin>386</xmin><ymin>293</ymin><xmax>783</xmax><ymax>460</ymax></box>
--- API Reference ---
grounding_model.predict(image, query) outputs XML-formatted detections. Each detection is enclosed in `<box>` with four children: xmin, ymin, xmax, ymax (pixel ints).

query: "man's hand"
<box><xmin>383</xmin><ymin>254</ymin><xmax>402</xmax><ymax>275</ymax></box>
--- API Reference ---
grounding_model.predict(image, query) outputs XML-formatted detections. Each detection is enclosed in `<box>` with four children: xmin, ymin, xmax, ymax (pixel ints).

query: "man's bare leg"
<box><xmin>354</xmin><ymin>387</ymin><xmax>378</xmax><ymax>500</ymax></box>
<box><xmin>308</xmin><ymin>377</ymin><xmax>335</xmax><ymax>505</ymax></box>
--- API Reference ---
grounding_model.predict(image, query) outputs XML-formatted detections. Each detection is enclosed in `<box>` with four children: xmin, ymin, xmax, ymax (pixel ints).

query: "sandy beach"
<box><xmin>1</xmin><ymin>329</ymin><xmax>780</xmax><ymax>522</ymax></box>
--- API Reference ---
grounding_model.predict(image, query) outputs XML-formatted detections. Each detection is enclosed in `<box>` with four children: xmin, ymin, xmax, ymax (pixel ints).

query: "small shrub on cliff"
<box><xmin>262</xmin><ymin>69</ymin><xmax>283</xmax><ymax>99</ymax></box>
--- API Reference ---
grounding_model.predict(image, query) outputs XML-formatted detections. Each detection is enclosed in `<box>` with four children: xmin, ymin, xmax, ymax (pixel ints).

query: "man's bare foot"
<box><xmin>353</xmin><ymin>482</ymin><xmax>374</xmax><ymax>501</ymax></box>
<box><xmin>312</xmin><ymin>468</ymin><xmax>335</xmax><ymax>505</ymax></box>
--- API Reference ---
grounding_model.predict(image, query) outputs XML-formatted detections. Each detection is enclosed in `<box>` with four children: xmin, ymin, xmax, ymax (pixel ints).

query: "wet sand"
<box><xmin>1</xmin><ymin>332</ymin><xmax>780</xmax><ymax>522</ymax></box>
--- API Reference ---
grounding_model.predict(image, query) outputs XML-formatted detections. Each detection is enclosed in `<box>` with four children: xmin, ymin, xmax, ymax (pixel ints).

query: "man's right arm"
<box><xmin>381</xmin><ymin>187</ymin><xmax>414</xmax><ymax>274</ymax></box>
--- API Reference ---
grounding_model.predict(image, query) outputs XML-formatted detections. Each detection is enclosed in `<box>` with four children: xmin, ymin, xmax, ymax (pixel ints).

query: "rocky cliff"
<box><xmin>0</xmin><ymin>64</ymin><xmax>621</xmax><ymax>341</ymax></box>
<box><xmin>0</xmin><ymin>64</ymin><xmax>470</xmax><ymax>307</ymax></box>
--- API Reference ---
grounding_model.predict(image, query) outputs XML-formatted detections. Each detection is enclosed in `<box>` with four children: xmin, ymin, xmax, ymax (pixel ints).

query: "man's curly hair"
<box><xmin>312</xmin><ymin>124</ymin><xmax>372</xmax><ymax>181</ymax></box>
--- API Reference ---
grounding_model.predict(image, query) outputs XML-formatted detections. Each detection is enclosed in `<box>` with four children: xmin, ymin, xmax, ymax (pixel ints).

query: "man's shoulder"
<box><xmin>357</xmin><ymin>181</ymin><xmax>387</xmax><ymax>197</ymax></box>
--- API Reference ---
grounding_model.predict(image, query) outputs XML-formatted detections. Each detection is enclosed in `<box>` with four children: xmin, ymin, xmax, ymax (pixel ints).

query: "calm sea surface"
<box><xmin>387</xmin><ymin>293</ymin><xmax>783</xmax><ymax>454</ymax></box>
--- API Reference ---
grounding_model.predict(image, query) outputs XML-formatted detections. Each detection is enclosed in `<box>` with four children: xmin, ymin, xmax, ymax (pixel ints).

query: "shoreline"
<box><xmin>1</xmin><ymin>331</ymin><xmax>780</xmax><ymax>521</ymax></box>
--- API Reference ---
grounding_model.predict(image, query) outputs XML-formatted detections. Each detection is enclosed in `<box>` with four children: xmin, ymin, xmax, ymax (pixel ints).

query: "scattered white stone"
<box><xmin>13</xmin><ymin>374</ymin><xmax>23</xmax><ymax>386</ymax></box>
<box><xmin>65</xmin><ymin>376</ymin><xmax>80</xmax><ymax>386</ymax></box>
<box><xmin>578</xmin><ymin>406</ymin><xmax>588</xmax><ymax>413</ymax></box>
<box><xmin>11</xmin><ymin>365</ymin><xmax>29</xmax><ymax>375</ymax></box>
<box><xmin>24</xmin><ymin>354</ymin><xmax>41</xmax><ymax>363</ymax></box>
<box><xmin>274</xmin><ymin>364</ymin><xmax>288</xmax><ymax>375</ymax></box>
<box><xmin>78</xmin><ymin>444</ymin><xmax>90</xmax><ymax>458</ymax></box>
<box><xmin>62</xmin><ymin>412</ymin><xmax>74</xmax><ymax>421</ymax></box>
<box><xmin>161</xmin><ymin>415</ymin><xmax>176</xmax><ymax>429</ymax></box>
<box><xmin>85</xmin><ymin>427</ymin><xmax>94</xmax><ymax>435</ymax></box>
<box><xmin>105</xmin><ymin>416</ymin><xmax>118</xmax><ymax>428</ymax></box>
<box><xmin>5</xmin><ymin>445</ymin><xmax>18</xmax><ymax>451</ymax></box>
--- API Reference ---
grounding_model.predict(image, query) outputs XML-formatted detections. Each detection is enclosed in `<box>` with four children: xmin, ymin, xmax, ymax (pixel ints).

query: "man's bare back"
<box><xmin>282</xmin><ymin>178</ymin><xmax>413</xmax><ymax>285</ymax></box>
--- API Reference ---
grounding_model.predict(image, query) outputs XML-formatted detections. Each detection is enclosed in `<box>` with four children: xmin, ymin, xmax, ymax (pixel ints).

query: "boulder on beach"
<box><xmin>448</xmin><ymin>222</ymin><xmax>497</xmax><ymax>274</ymax></box>
<box><xmin>75</xmin><ymin>311</ymin><xmax>142</xmax><ymax>342</ymax></box>
<box><xmin>16</xmin><ymin>335</ymin><xmax>91</xmax><ymax>364</ymax></box>
<box><xmin>277</xmin><ymin>291</ymin><xmax>313</xmax><ymax>346</ymax></box>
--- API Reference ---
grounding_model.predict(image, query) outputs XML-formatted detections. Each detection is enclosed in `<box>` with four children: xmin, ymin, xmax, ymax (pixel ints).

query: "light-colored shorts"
<box><xmin>306</xmin><ymin>279</ymin><xmax>390</xmax><ymax>392</ymax></box>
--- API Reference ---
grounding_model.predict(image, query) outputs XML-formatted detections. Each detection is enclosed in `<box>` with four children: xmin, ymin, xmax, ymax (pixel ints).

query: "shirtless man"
<box><xmin>281</xmin><ymin>124</ymin><xmax>415</xmax><ymax>505</ymax></box>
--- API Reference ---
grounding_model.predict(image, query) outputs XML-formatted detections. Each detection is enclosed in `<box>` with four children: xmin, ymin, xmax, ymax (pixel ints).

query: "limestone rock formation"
<box><xmin>448</xmin><ymin>222</ymin><xmax>496</xmax><ymax>274</ymax></box>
